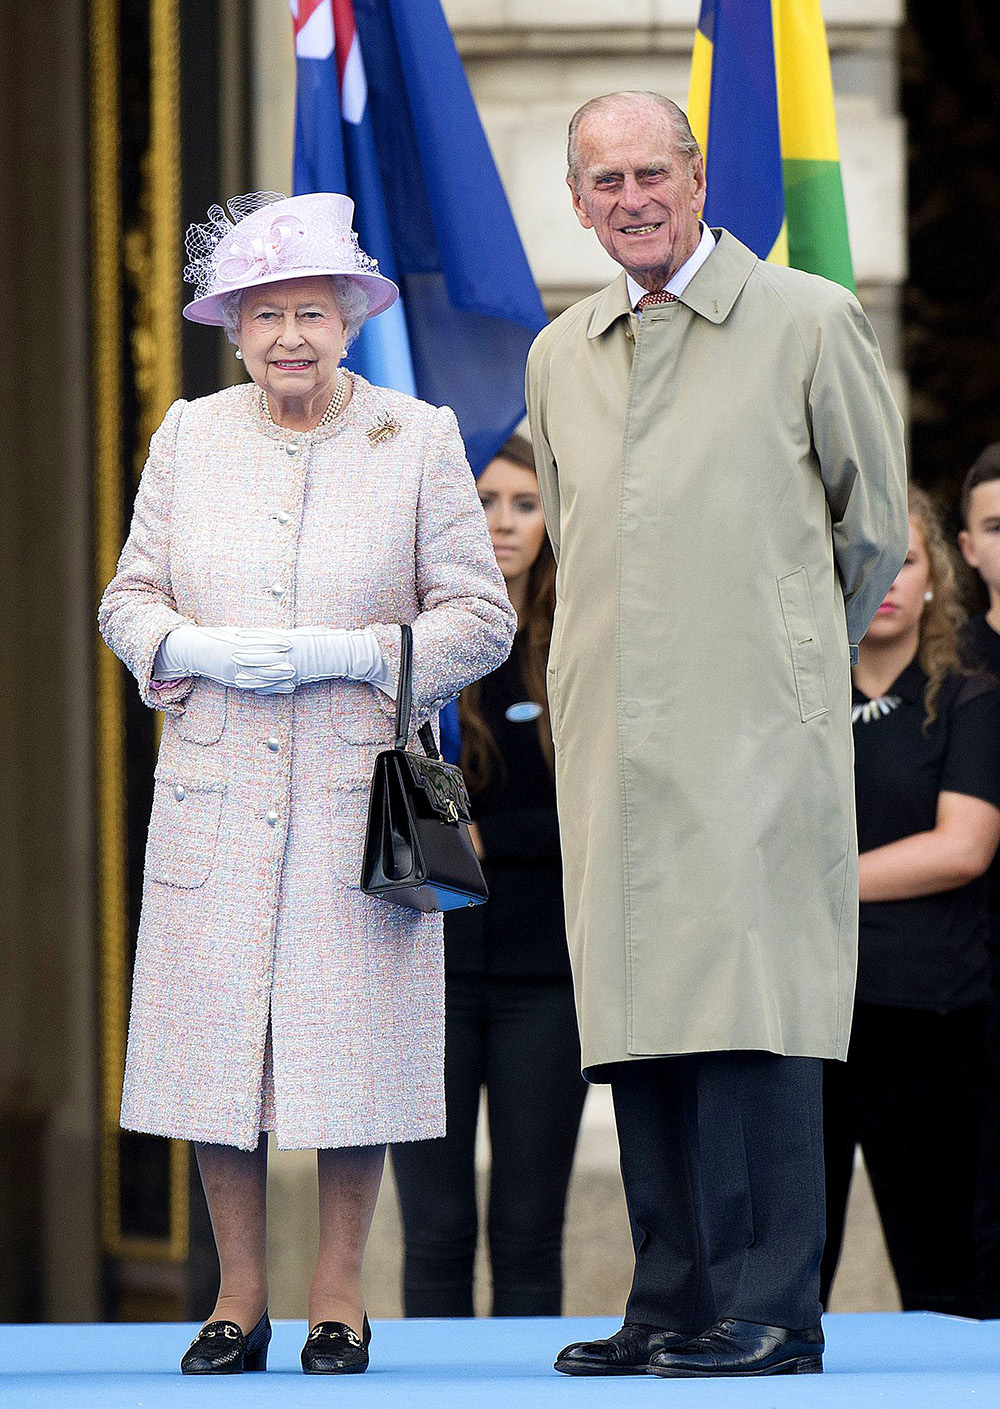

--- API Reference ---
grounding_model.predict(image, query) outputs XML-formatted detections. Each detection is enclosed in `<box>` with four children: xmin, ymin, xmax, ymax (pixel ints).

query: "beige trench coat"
<box><xmin>99</xmin><ymin>378</ymin><xmax>515</xmax><ymax>1149</ymax></box>
<box><xmin>526</xmin><ymin>230</ymin><xmax>908</xmax><ymax>1073</ymax></box>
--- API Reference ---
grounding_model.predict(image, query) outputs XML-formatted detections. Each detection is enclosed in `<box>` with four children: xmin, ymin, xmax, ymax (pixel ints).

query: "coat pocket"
<box><xmin>329</xmin><ymin>785</ymin><xmax>372</xmax><ymax>889</ymax></box>
<box><xmin>328</xmin><ymin>679</ymin><xmax>395</xmax><ymax>746</ymax></box>
<box><xmin>146</xmin><ymin>768</ymin><xmax>226</xmax><ymax>889</ymax></box>
<box><xmin>545</xmin><ymin>661</ymin><xmax>561</xmax><ymax>742</ymax></box>
<box><xmin>776</xmin><ymin>567</ymin><xmax>829</xmax><ymax>723</ymax></box>
<box><xmin>175</xmin><ymin>680</ymin><xmax>228</xmax><ymax>745</ymax></box>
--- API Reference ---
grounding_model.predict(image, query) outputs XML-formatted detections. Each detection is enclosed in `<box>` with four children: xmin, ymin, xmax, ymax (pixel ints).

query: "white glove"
<box><xmin>284</xmin><ymin>626</ymin><xmax>393</xmax><ymax>695</ymax></box>
<box><xmin>153</xmin><ymin>624</ymin><xmax>296</xmax><ymax>694</ymax></box>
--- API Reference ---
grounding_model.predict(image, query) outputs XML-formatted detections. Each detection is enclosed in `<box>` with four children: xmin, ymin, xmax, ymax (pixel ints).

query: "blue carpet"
<box><xmin>2</xmin><ymin>1314</ymin><xmax>1000</xmax><ymax>1407</ymax></box>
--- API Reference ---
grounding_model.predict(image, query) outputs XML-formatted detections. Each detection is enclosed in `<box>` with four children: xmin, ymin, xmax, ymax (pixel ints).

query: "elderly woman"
<box><xmin>98</xmin><ymin>191</ymin><xmax>515</xmax><ymax>1375</ymax></box>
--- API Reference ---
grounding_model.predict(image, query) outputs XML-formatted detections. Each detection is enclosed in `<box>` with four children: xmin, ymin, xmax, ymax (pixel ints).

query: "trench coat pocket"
<box><xmin>776</xmin><ymin>567</ymin><xmax>829</xmax><ymax>722</ymax></box>
<box><xmin>329</xmin><ymin>785</ymin><xmax>370</xmax><ymax>888</ymax></box>
<box><xmin>146</xmin><ymin>768</ymin><xmax>226</xmax><ymax>889</ymax></box>
<box><xmin>545</xmin><ymin>661</ymin><xmax>562</xmax><ymax>741</ymax></box>
<box><xmin>175</xmin><ymin>680</ymin><xmax>228</xmax><ymax>745</ymax></box>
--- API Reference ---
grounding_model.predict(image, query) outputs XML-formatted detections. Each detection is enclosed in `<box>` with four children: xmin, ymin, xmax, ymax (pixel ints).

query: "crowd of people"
<box><xmin>99</xmin><ymin>88</ymin><xmax>1000</xmax><ymax>1382</ymax></box>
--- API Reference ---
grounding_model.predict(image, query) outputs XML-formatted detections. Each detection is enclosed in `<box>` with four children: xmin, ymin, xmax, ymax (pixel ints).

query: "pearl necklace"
<box><xmin>261</xmin><ymin>369</ymin><xmax>348</xmax><ymax>433</ymax></box>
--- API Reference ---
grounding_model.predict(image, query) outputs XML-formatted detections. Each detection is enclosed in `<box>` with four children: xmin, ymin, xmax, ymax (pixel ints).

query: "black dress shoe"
<box><xmin>554</xmin><ymin>1322</ymin><xmax>689</xmax><ymax>1376</ymax></box>
<box><xmin>301</xmin><ymin>1312</ymin><xmax>371</xmax><ymax>1374</ymax></box>
<box><xmin>180</xmin><ymin>1310</ymin><xmax>271</xmax><ymax>1374</ymax></box>
<box><xmin>648</xmin><ymin>1318</ymin><xmax>823</xmax><ymax>1377</ymax></box>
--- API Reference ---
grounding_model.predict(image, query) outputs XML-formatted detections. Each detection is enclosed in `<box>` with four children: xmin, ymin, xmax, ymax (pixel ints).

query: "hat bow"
<box><xmin>215</xmin><ymin>216</ymin><xmax>307</xmax><ymax>285</ymax></box>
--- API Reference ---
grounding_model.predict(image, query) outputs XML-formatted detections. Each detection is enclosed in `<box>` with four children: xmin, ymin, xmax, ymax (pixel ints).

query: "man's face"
<box><xmin>960</xmin><ymin>479</ymin><xmax>1000</xmax><ymax>597</ymax></box>
<box><xmin>568</xmin><ymin>101</ymin><xmax>706</xmax><ymax>289</ymax></box>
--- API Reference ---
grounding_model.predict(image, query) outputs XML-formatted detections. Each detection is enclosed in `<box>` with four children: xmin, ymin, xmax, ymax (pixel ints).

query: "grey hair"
<box><xmin>221</xmin><ymin>274</ymin><xmax>371</xmax><ymax>349</ymax></box>
<box><xmin>566</xmin><ymin>92</ymin><xmax>701</xmax><ymax>182</ymax></box>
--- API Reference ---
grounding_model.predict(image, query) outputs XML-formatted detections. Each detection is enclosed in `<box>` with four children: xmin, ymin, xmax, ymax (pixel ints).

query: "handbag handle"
<box><xmin>395</xmin><ymin>624</ymin><xmax>414</xmax><ymax>749</ymax></box>
<box><xmin>394</xmin><ymin>623</ymin><xmax>442</xmax><ymax>760</ymax></box>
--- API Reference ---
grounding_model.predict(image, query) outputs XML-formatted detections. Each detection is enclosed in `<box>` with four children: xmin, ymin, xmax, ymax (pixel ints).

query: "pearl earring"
<box><xmin>924</xmin><ymin>590</ymin><xmax>933</xmax><ymax>602</ymax></box>
<box><xmin>235</xmin><ymin>349</ymin><xmax>243</xmax><ymax>360</ymax></box>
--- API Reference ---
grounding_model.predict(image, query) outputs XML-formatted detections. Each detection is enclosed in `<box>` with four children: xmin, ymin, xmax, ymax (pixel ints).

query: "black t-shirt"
<box><xmin>960</xmin><ymin>614</ymin><xmax>1000</xmax><ymax>965</ymax></box>
<box><xmin>854</xmin><ymin>657</ymin><xmax>1000</xmax><ymax>1010</ymax></box>
<box><xmin>444</xmin><ymin>643</ymin><xmax>569</xmax><ymax>978</ymax></box>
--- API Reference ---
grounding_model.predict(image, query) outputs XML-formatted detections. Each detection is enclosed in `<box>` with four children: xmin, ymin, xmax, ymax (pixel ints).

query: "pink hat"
<box><xmin>181</xmin><ymin>191</ymin><xmax>399</xmax><ymax>326</ymax></box>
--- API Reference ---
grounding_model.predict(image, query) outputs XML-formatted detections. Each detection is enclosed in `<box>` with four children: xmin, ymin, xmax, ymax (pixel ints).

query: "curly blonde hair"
<box><xmin>908</xmin><ymin>484</ymin><xmax>967</xmax><ymax>728</ymax></box>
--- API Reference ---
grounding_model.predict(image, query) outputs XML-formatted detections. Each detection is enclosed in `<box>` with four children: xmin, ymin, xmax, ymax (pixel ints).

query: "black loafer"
<box><xmin>180</xmin><ymin>1310</ymin><xmax>271</xmax><ymax>1374</ymax></box>
<box><xmin>648</xmin><ymin>1318</ymin><xmax>823</xmax><ymax>1377</ymax></box>
<box><xmin>554</xmin><ymin>1322</ymin><xmax>689</xmax><ymax>1376</ymax></box>
<box><xmin>301</xmin><ymin>1312</ymin><xmax>371</xmax><ymax>1374</ymax></box>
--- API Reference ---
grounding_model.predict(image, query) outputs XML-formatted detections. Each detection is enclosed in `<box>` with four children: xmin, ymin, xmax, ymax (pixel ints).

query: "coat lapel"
<box><xmin>585</xmin><ymin>228</ymin><xmax>759</xmax><ymax>339</ymax></box>
<box><xmin>587</xmin><ymin>271</ymin><xmax>632</xmax><ymax>339</ymax></box>
<box><xmin>681</xmin><ymin>229</ymin><xmax>758</xmax><ymax>325</ymax></box>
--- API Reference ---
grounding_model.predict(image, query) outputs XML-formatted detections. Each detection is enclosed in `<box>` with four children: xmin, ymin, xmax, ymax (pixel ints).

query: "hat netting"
<box><xmin>183</xmin><ymin>191</ymin><xmax>381</xmax><ymax>302</ymax></box>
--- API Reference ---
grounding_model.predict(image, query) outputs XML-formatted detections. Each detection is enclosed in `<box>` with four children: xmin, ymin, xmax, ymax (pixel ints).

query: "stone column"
<box><xmin>0</xmin><ymin>0</ymin><xmax>99</xmax><ymax>1322</ymax></box>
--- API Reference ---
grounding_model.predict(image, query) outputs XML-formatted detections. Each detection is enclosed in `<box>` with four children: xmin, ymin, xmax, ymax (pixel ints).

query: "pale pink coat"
<box><xmin>99</xmin><ymin>377</ymin><xmax>515</xmax><ymax>1150</ymax></box>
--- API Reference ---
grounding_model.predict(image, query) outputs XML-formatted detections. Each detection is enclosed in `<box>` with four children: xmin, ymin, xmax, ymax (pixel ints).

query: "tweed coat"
<box><xmin>99</xmin><ymin>375</ymin><xmax>515</xmax><ymax>1150</ymax></box>
<box><xmin>525</xmin><ymin>230</ymin><xmax>908</xmax><ymax>1075</ymax></box>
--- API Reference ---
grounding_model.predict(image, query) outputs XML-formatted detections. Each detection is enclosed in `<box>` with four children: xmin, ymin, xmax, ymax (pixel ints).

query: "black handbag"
<box><xmin>359</xmin><ymin>624</ymin><xmax>488</xmax><ymax>913</ymax></box>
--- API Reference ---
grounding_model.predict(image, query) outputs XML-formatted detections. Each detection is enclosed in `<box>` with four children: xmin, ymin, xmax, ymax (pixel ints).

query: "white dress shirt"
<box><xmin>626</xmin><ymin>222</ymin><xmax>717</xmax><ymax>310</ymax></box>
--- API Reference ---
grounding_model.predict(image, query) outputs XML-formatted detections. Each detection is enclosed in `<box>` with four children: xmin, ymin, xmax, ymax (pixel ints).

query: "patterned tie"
<box><xmin>636</xmin><ymin>290</ymin><xmax>678</xmax><ymax>310</ymax></box>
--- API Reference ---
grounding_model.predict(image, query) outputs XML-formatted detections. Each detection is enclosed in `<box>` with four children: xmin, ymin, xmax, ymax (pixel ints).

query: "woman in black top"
<box><xmin>392</xmin><ymin>435</ymin><xmax>587</xmax><ymax>1317</ymax></box>
<box><xmin>958</xmin><ymin>448</ymin><xmax>1000</xmax><ymax>1315</ymax></box>
<box><xmin>821</xmin><ymin>487</ymin><xmax>1000</xmax><ymax>1316</ymax></box>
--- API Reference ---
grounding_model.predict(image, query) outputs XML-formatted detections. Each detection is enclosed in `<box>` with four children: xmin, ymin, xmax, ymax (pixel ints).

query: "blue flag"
<box><xmin>291</xmin><ymin>0</ymin><xmax>547</xmax><ymax>473</ymax></box>
<box><xmin>689</xmin><ymin>0</ymin><xmax>786</xmax><ymax>268</ymax></box>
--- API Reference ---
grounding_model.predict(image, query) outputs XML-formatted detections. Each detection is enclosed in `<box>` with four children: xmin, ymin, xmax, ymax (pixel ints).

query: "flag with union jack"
<box><xmin>290</xmin><ymin>0</ymin><xmax>547</xmax><ymax>473</ymax></box>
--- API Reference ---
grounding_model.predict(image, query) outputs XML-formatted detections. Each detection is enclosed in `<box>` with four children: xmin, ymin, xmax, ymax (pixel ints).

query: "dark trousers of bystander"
<box><xmin>974</xmin><ymin>961</ymin><xmax>1000</xmax><ymax>1317</ymax></box>
<box><xmin>609</xmin><ymin>1050</ymin><xmax>826</xmax><ymax>1336</ymax></box>
<box><xmin>822</xmin><ymin>1000</ymin><xmax>986</xmax><ymax>1317</ymax></box>
<box><xmin>392</xmin><ymin>971</ymin><xmax>587</xmax><ymax>1317</ymax></box>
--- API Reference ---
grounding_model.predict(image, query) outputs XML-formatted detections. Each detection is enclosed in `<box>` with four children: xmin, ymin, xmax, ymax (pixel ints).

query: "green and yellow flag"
<box><xmin>688</xmin><ymin>0</ymin><xmax>855</xmax><ymax>292</ymax></box>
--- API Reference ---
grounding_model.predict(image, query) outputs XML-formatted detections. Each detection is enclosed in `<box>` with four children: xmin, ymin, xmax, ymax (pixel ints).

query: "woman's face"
<box><xmin>477</xmin><ymin>457</ymin><xmax>547</xmax><ymax>584</ymax></box>
<box><xmin>866</xmin><ymin>517</ymin><xmax>932</xmax><ymax>644</ymax></box>
<box><xmin>236</xmin><ymin>276</ymin><xmax>347</xmax><ymax>403</ymax></box>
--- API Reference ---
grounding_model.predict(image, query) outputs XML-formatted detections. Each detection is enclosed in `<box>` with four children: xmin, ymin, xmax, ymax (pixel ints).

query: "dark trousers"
<box><xmin>610</xmin><ymin>1051</ymin><xmax>825</xmax><ymax>1336</ymax></box>
<box><xmin>975</xmin><ymin>972</ymin><xmax>1000</xmax><ymax>1316</ymax></box>
<box><xmin>392</xmin><ymin>972</ymin><xmax>587</xmax><ymax>1317</ymax></box>
<box><xmin>821</xmin><ymin>1001</ymin><xmax>986</xmax><ymax>1317</ymax></box>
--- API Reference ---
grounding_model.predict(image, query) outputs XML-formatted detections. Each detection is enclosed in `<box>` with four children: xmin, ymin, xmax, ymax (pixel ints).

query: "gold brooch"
<box><xmin>367</xmin><ymin>412</ymin><xmax>401</xmax><ymax>445</ymax></box>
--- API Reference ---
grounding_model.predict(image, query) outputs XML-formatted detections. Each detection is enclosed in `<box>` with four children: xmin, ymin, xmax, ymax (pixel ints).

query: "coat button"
<box><xmin>285</xmin><ymin>443</ymin><xmax>299</xmax><ymax>456</ymax></box>
<box><xmin>266</xmin><ymin>736</ymin><xmax>280</xmax><ymax>752</ymax></box>
<box><xmin>276</xmin><ymin>511</ymin><xmax>291</xmax><ymax>525</ymax></box>
<box><xmin>624</xmin><ymin>701</ymin><xmax>640</xmax><ymax>719</ymax></box>
<box><xmin>270</xmin><ymin>583</ymin><xmax>285</xmax><ymax>598</ymax></box>
<box><xmin>266</xmin><ymin>809</ymin><xmax>279</xmax><ymax>826</ymax></box>
<box><xmin>173</xmin><ymin>784</ymin><xmax>186</xmax><ymax>801</ymax></box>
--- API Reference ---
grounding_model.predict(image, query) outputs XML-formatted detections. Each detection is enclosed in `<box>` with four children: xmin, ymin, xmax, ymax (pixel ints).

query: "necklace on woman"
<box><xmin>852</xmin><ymin>693</ymin><xmax>902</xmax><ymax>725</ymax></box>
<box><xmin>260</xmin><ymin>369</ymin><xmax>348</xmax><ymax>433</ymax></box>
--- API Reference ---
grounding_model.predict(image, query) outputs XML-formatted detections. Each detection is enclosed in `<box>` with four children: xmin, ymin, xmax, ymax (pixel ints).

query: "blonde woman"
<box><xmin>821</xmin><ymin>487</ymin><xmax>1000</xmax><ymax>1317</ymax></box>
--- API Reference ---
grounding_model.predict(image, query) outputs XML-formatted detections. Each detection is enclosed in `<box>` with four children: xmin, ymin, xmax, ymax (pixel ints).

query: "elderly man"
<box><xmin>525</xmin><ymin>92</ymin><xmax>907</xmax><ymax>1378</ymax></box>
